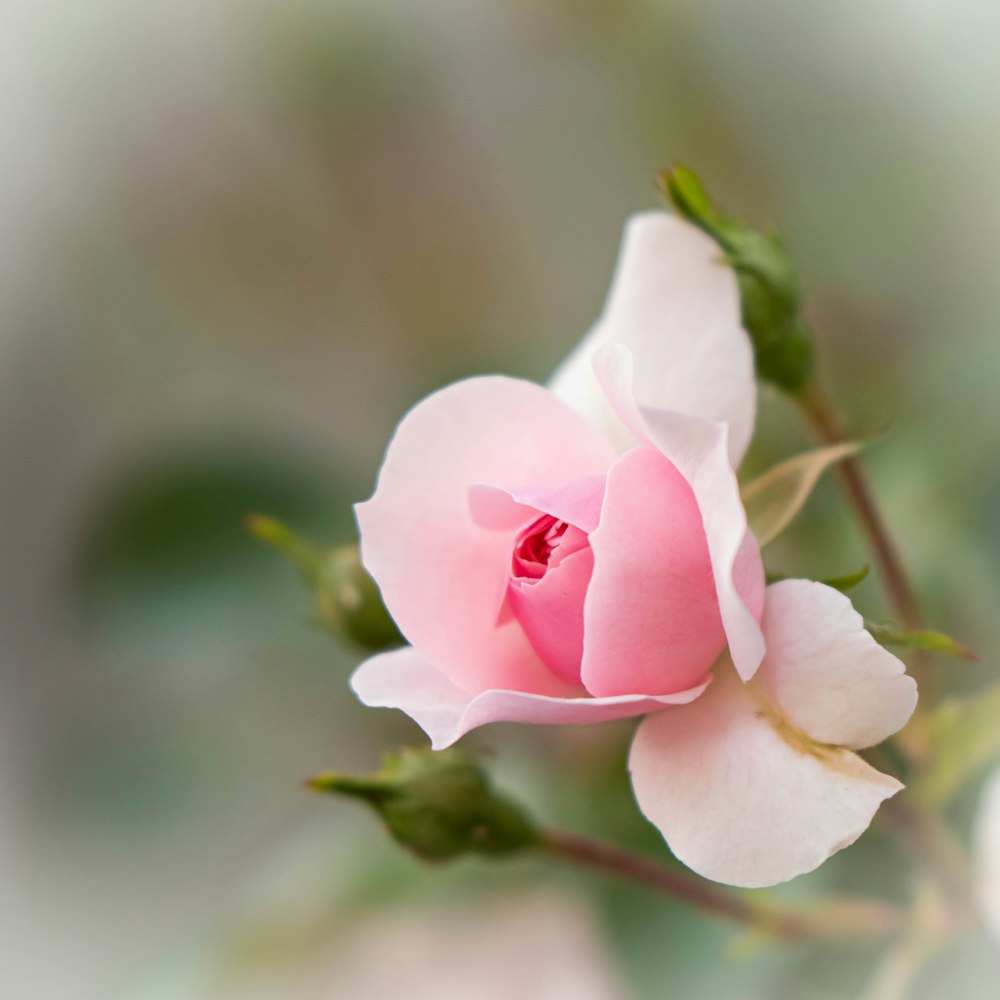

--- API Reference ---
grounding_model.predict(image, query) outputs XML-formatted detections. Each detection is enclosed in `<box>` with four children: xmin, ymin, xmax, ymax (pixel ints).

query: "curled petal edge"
<box><xmin>628</xmin><ymin>581</ymin><xmax>915</xmax><ymax>888</ymax></box>
<box><xmin>351</xmin><ymin>646</ymin><xmax>710</xmax><ymax>750</ymax></box>
<box><xmin>549</xmin><ymin>212</ymin><xmax>756</xmax><ymax>467</ymax></box>
<box><xmin>592</xmin><ymin>342</ymin><xmax>765</xmax><ymax>680</ymax></box>
<box><xmin>629</xmin><ymin>664</ymin><xmax>903</xmax><ymax>888</ymax></box>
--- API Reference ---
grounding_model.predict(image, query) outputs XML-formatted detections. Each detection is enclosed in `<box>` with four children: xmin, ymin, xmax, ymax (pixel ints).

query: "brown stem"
<box><xmin>795</xmin><ymin>382</ymin><xmax>981</xmax><ymax>923</ymax></box>
<box><xmin>795</xmin><ymin>385</ymin><xmax>922</xmax><ymax>631</ymax></box>
<box><xmin>796</xmin><ymin>382</ymin><xmax>938</xmax><ymax>735</ymax></box>
<box><xmin>540</xmin><ymin>829</ymin><xmax>904</xmax><ymax>942</ymax></box>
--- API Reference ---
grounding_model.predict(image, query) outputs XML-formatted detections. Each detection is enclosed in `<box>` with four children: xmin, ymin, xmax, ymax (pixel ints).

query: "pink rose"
<box><xmin>352</xmin><ymin>214</ymin><xmax>917</xmax><ymax>886</ymax></box>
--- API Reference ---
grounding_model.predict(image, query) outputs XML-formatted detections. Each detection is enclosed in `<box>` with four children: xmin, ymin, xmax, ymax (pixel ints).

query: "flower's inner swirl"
<box><xmin>505</xmin><ymin>512</ymin><xmax>594</xmax><ymax>685</ymax></box>
<box><xmin>511</xmin><ymin>515</ymin><xmax>572</xmax><ymax>582</ymax></box>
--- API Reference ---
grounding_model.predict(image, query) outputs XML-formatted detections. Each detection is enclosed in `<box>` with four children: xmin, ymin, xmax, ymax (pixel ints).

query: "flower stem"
<box><xmin>795</xmin><ymin>381</ymin><xmax>980</xmax><ymax>920</ymax></box>
<box><xmin>795</xmin><ymin>382</ymin><xmax>937</xmax><ymax>745</ymax></box>
<box><xmin>539</xmin><ymin>829</ymin><xmax>904</xmax><ymax>942</ymax></box>
<box><xmin>795</xmin><ymin>384</ymin><xmax>923</xmax><ymax>631</ymax></box>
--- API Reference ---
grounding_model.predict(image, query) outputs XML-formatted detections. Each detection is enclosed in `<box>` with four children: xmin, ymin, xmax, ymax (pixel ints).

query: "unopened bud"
<box><xmin>247</xmin><ymin>514</ymin><xmax>402</xmax><ymax>649</ymax></box>
<box><xmin>660</xmin><ymin>166</ymin><xmax>814</xmax><ymax>393</ymax></box>
<box><xmin>308</xmin><ymin>747</ymin><xmax>541</xmax><ymax>861</ymax></box>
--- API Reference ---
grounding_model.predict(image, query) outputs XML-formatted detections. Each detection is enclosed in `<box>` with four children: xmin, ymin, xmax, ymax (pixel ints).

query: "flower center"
<box><xmin>505</xmin><ymin>513</ymin><xmax>594</xmax><ymax>686</ymax></box>
<box><xmin>511</xmin><ymin>515</ymin><xmax>571</xmax><ymax>582</ymax></box>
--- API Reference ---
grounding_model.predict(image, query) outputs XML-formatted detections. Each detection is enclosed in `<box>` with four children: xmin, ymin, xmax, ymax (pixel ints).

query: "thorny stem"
<box><xmin>540</xmin><ymin>829</ymin><xmax>905</xmax><ymax>942</ymax></box>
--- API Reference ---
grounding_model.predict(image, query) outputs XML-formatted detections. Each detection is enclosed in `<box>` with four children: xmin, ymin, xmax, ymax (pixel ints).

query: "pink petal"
<box><xmin>469</xmin><ymin>475</ymin><xmax>606</xmax><ymax>534</ymax></box>
<box><xmin>471</xmin><ymin>475</ymin><xmax>607</xmax><ymax>684</ymax></box>
<box><xmin>629</xmin><ymin>663</ymin><xmax>902</xmax><ymax>888</ymax></box>
<box><xmin>507</xmin><ymin>539</ymin><xmax>593</xmax><ymax>686</ymax></box>
<box><xmin>351</xmin><ymin>646</ymin><xmax>711</xmax><ymax>750</ymax></box>
<box><xmin>593</xmin><ymin>343</ymin><xmax>766</xmax><ymax>680</ymax></box>
<box><xmin>357</xmin><ymin>377</ymin><xmax>616</xmax><ymax>696</ymax></box>
<box><xmin>733</xmin><ymin>529</ymin><xmax>766</xmax><ymax>629</ymax></box>
<box><xmin>581</xmin><ymin>447</ymin><xmax>724</xmax><ymax>697</ymax></box>
<box><xmin>550</xmin><ymin>213</ymin><xmax>756</xmax><ymax>468</ymax></box>
<box><xmin>748</xmin><ymin>580</ymin><xmax>918</xmax><ymax>749</ymax></box>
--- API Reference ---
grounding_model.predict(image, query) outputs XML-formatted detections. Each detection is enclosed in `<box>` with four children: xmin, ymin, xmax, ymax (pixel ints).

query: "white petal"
<box><xmin>548</xmin><ymin>326</ymin><xmax>638</xmax><ymax>456</ymax></box>
<box><xmin>550</xmin><ymin>212</ymin><xmax>756</xmax><ymax>467</ymax></box>
<box><xmin>752</xmin><ymin>580</ymin><xmax>918</xmax><ymax>749</ymax></box>
<box><xmin>629</xmin><ymin>582</ymin><xmax>915</xmax><ymax>888</ymax></box>
<box><xmin>351</xmin><ymin>647</ymin><xmax>709</xmax><ymax>751</ymax></box>
<box><xmin>629</xmin><ymin>664</ymin><xmax>902</xmax><ymax>888</ymax></box>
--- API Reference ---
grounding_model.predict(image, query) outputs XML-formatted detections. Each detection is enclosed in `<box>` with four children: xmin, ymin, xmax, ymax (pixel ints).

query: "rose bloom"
<box><xmin>352</xmin><ymin>214</ymin><xmax>917</xmax><ymax>887</ymax></box>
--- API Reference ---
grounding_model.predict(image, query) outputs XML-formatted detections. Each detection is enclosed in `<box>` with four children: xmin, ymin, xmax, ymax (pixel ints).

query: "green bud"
<box><xmin>308</xmin><ymin>747</ymin><xmax>541</xmax><ymax>861</ymax></box>
<box><xmin>659</xmin><ymin>166</ymin><xmax>814</xmax><ymax>393</ymax></box>
<box><xmin>247</xmin><ymin>514</ymin><xmax>402</xmax><ymax>649</ymax></box>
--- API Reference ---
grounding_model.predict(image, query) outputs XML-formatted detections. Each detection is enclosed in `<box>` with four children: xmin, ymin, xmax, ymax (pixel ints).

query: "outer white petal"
<box><xmin>593</xmin><ymin>343</ymin><xmax>766</xmax><ymax>681</ymax></box>
<box><xmin>629</xmin><ymin>582</ymin><xmax>915</xmax><ymax>888</ymax></box>
<box><xmin>974</xmin><ymin>765</ymin><xmax>1000</xmax><ymax>945</ymax></box>
<box><xmin>629</xmin><ymin>665</ymin><xmax>902</xmax><ymax>888</ymax></box>
<box><xmin>752</xmin><ymin>580</ymin><xmax>918</xmax><ymax>749</ymax></box>
<box><xmin>549</xmin><ymin>329</ymin><xmax>637</xmax><ymax>456</ymax></box>
<box><xmin>550</xmin><ymin>212</ymin><xmax>756</xmax><ymax>467</ymax></box>
<box><xmin>351</xmin><ymin>647</ymin><xmax>709</xmax><ymax>751</ymax></box>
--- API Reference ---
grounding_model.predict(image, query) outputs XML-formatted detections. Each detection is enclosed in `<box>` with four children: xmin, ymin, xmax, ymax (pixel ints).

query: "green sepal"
<box><xmin>247</xmin><ymin>514</ymin><xmax>402</xmax><ymax>650</ymax></box>
<box><xmin>308</xmin><ymin>747</ymin><xmax>542</xmax><ymax>861</ymax></box>
<box><xmin>659</xmin><ymin>165</ymin><xmax>814</xmax><ymax>392</ymax></box>
<box><xmin>766</xmin><ymin>564</ymin><xmax>869</xmax><ymax>593</ymax></box>
<box><xmin>742</xmin><ymin>441</ymin><xmax>862</xmax><ymax>547</ymax></box>
<box><xmin>820</xmin><ymin>564</ymin><xmax>870</xmax><ymax>593</ymax></box>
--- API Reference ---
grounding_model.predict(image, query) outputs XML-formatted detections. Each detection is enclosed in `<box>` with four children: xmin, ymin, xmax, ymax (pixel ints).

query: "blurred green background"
<box><xmin>2</xmin><ymin>1</ymin><xmax>999</xmax><ymax>996</ymax></box>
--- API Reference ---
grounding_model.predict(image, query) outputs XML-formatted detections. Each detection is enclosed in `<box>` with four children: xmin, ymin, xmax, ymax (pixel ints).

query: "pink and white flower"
<box><xmin>352</xmin><ymin>213</ymin><xmax>917</xmax><ymax>886</ymax></box>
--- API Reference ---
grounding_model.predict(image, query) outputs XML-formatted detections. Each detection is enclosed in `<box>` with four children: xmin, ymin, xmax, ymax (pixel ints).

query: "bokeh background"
<box><xmin>2</xmin><ymin>1</ymin><xmax>1000</xmax><ymax>997</ymax></box>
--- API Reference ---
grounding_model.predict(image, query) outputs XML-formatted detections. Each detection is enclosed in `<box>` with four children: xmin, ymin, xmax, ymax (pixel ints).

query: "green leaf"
<box><xmin>913</xmin><ymin>684</ymin><xmax>1000</xmax><ymax>807</ymax></box>
<box><xmin>309</xmin><ymin>747</ymin><xmax>541</xmax><ymax>860</ymax></box>
<box><xmin>742</xmin><ymin>441</ymin><xmax>862</xmax><ymax>547</ymax></box>
<box><xmin>866</xmin><ymin>624</ymin><xmax>975</xmax><ymax>660</ymax></box>
<box><xmin>247</xmin><ymin>514</ymin><xmax>403</xmax><ymax>650</ymax></box>
<box><xmin>768</xmin><ymin>564</ymin><xmax>870</xmax><ymax>592</ymax></box>
<box><xmin>821</xmin><ymin>565</ymin><xmax>870</xmax><ymax>593</ymax></box>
